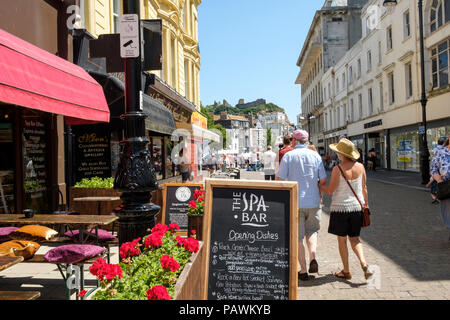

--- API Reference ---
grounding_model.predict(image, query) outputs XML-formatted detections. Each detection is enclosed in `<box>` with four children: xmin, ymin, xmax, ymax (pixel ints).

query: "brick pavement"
<box><xmin>298</xmin><ymin>177</ymin><xmax>450</xmax><ymax>300</ymax></box>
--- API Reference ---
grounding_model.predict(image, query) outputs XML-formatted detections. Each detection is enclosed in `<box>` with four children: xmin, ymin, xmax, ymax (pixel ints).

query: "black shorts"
<box><xmin>328</xmin><ymin>211</ymin><xmax>363</xmax><ymax>237</ymax></box>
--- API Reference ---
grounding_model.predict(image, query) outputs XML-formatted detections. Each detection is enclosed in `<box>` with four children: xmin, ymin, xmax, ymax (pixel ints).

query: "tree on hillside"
<box><xmin>266</xmin><ymin>127</ymin><xmax>272</xmax><ymax>148</ymax></box>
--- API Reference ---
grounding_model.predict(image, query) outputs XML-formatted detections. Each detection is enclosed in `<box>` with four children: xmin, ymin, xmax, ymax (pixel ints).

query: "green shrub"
<box><xmin>74</xmin><ymin>177</ymin><xmax>114</xmax><ymax>188</ymax></box>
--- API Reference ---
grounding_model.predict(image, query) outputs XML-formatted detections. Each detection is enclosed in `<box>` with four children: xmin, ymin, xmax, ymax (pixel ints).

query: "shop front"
<box><xmin>0</xmin><ymin>29</ymin><xmax>109</xmax><ymax>214</ymax></box>
<box><xmin>389</xmin><ymin>118</ymin><xmax>450</xmax><ymax>172</ymax></box>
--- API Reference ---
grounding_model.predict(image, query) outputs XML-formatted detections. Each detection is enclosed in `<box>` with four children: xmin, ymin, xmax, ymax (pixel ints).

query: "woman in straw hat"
<box><xmin>319</xmin><ymin>138</ymin><xmax>373</xmax><ymax>280</ymax></box>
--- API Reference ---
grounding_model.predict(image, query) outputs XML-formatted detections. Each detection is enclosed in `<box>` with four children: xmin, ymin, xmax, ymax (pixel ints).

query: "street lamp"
<box><xmin>383</xmin><ymin>0</ymin><xmax>430</xmax><ymax>184</ymax></box>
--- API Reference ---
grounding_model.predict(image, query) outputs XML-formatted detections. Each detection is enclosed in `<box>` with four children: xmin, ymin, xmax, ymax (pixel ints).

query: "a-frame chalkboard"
<box><xmin>202</xmin><ymin>179</ymin><xmax>298</xmax><ymax>300</ymax></box>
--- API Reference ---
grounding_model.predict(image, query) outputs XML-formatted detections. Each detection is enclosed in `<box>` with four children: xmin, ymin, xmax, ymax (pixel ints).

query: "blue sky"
<box><xmin>198</xmin><ymin>1</ymin><xmax>322</xmax><ymax>124</ymax></box>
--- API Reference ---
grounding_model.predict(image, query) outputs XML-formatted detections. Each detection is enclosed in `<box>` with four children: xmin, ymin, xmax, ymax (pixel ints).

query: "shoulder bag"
<box><xmin>437</xmin><ymin>179</ymin><xmax>450</xmax><ymax>200</ymax></box>
<box><xmin>337</xmin><ymin>165</ymin><xmax>371</xmax><ymax>227</ymax></box>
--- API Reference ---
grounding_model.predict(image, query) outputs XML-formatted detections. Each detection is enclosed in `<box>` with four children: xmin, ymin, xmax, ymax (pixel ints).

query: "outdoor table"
<box><xmin>0</xmin><ymin>256</ymin><xmax>23</xmax><ymax>272</ymax></box>
<box><xmin>73</xmin><ymin>196</ymin><xmax>121</xmax><ymax>215</ymax></box>
<box><xmin>0</xmin><ymin>214</ymin><xmax>118</xmax><ymax>244</ymax></box>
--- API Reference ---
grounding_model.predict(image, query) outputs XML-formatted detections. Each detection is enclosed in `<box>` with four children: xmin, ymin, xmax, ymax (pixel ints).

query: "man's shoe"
<box><xmin>298</xmin><ymin>272</ymin><xmax>310</xmax><ymax>281</ymax></box>
<box><xmin>308</xmin><ymin>259</ymin><xmax>319</xmax><ymax>273</ymax></box>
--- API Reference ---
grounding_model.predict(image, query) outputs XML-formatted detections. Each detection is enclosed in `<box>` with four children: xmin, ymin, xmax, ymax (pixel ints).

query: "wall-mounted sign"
<box><xmin>364</xmin><ymin>119</ymin><xmax>382</xmax><ymax>129</ymax></box>
<box><xmin>202</xmin><ymin>179</ymin><xmax>298</xmax><ymax>300</ymax></box>
<box><xmin>72</xmin><ymin>124</ymin><xmax>111</xmax><ymax>184</ymax></box>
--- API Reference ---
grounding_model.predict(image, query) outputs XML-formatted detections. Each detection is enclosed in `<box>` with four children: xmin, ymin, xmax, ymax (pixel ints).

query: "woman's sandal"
<box><xmin>362</xmin><ymin>264</ymin><xmax>374</xmax><ymax>280</ymax></box>
<box><xmin>334</xmin><ymin>270</ymin><xmax>352</xmax><ymax>280</ymax></box>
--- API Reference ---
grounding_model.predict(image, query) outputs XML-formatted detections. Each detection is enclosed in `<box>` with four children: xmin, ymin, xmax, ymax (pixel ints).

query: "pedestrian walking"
<box><xmin>276</xmin><ymin>130</ymin><xmax>327</xmax><ymax>281</ymax></box>
<box><xmin>262</xmin><ymin>146</ymin><xmax>277</xmax><ymax>180</ymax></box>
<box><xmin>307</xmin><ymin>143</ymin><xmax>318</xmax><ymax>153</ymax></box>
<box><xmin>319</xmin><ymin>138</ymin><xmax>374</xmax><ymax>281</ymax></box>
<box><xmin>368</xmin><ymin>148</ymin><xmax>376</xmax><ymax>171</ymax></box>
<box><xmin>250</xmin><ymin>151</ymin><xmax>258</xmax><ymax>171</ymax></box>
<box><xmin>430</xmin><ymin>135</ymin><xmax>450</xmax><ymax>240</ymax></box>
<box><xmin>220</xmin><ymin>154</ymin><xmax>230</xmax><ymax>173</ymax></box>
<box><xmin>178</xmin><ymin>150</ymin><xmax>191</xmax><ymax>183</ymax></box>
<box><xmin>425</xmin><ymin>175</ymin><xmax>439</xmax><ymax>204</ymax></box>
<box><xmin>278</xmin><ymin>135</ymin><xmax>293</xmax><ymax>164</ymax></box>
<box><xmin>357</xmin><ymin>148</ymin><xmax>364</xmax><ymax>164</ymax></box>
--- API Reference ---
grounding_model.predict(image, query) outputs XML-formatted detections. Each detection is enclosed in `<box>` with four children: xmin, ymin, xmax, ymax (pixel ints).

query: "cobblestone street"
<box><xmin>298</xmin><ymin>175</ymin><xmax>450</xmax><ymax>300</ymax></box>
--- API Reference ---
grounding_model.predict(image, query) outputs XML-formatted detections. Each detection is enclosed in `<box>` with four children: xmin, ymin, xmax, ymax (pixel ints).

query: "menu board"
<box><xmin>72</xmin><ymin>124</ymin><xmax>111</xmax><ymax>184</ymax></box>
<box><xmin>22</xmin><ymin>115</ymin><xmax>49</xmax><ymax>213</ymax></box>
<box><xmin>162</xmin><ymin>183</ymin><xmax>203</xmax><ymax>233</ymax></box>
<box><xmin>204</xmin><ymin>180</ymin><xmax>298</xmax><ymax>300</ymax></box>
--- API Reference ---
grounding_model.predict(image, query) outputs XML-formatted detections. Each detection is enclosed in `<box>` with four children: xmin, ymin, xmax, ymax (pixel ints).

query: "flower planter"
<box><xmin>85</xmin><ymin>241</ymin><xmax>204</xmax><ymax>300</ymax></box>
<box><xmin>187</xmin><ymin>215</ymin><xmax>204</xmax><ymax>241</ymax></box>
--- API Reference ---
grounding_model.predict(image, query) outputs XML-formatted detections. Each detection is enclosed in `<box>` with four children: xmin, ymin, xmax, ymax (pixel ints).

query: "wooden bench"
<box><xmin>0</xmin><ymin>291</ymin><xmax>40</xmax><ymax>300</ymax></box>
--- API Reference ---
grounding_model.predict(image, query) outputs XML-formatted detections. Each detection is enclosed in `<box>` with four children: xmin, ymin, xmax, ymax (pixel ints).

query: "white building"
<box><xmin>323</xmin><ymin>0</ymin><xmax>450</xmax><ymax>171</ymax></box>
<box><xmin>257</xmin><ymin>111</ymin><xmax>291</xmax><ymax>147</ymax></box>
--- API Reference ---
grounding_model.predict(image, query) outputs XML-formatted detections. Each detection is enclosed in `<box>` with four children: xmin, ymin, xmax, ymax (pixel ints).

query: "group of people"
<box><xmin>275</xmin><ymin>129</ymin><xmax>373</xmax><ymax>281</ymax></box>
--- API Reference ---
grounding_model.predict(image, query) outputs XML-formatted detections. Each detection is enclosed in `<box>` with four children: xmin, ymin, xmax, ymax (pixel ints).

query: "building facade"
<box><xmin>322</xmin><ymin>0</ymin><xmax>450</xmax><ymax>171</ymax></box>
<box><xmin>295</xmin><ymin>0</ymin><xmax>370</xmax><ymax>155</ymax></box>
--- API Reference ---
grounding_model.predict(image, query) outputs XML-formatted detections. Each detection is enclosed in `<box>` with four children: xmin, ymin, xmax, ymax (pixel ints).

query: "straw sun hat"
<box><xmin>329</xmin><ymin>138</ymin><xmax>360</xmax><ymax>161</ymax></box>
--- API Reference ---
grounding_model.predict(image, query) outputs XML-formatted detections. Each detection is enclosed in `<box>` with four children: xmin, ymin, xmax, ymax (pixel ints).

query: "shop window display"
<box><xmin>0</xmin><ymin>110</ymin><xmax>14</xmax><ymax>213</ymax></box>
<box><xmin>390</xmin><ymin>131</ymin><xmax>420</xmax><ymax>172</ymax></box>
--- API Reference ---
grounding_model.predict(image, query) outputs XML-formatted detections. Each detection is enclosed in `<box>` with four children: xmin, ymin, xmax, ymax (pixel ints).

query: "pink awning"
<box><xmin>0</xmin><ymin>29</ymin><xmax>109</xmax><ymax>125</ymax></box>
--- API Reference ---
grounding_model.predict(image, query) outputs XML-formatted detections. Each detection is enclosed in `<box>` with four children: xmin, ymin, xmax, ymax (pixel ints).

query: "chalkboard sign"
<box><xmin>161</xmin><ymin>183</ymin><xmax>203</xmax><ymax>234</ymax></box>
<box><xmin>202</xmin><ymin>179</ymin><xmax>298</xmax><ymax>300</ymax></box>
<box><xmin>72</xmin><ymin>124</ymin><xmax>111</xmax><ymax>184</ymax></box>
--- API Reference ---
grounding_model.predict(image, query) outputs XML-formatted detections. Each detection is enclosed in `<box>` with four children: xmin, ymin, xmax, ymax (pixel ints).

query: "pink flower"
<box><xmin>183</xmin><ymin>237</ymin><xmax>199</xmax><ymax>253</ymax></box>
<box><xmin>174</xmin><ymin>236</ymin><xmax>186</xmax><ymax>247</ymax></box>
<box><xmin>188</xmin><ymin>200</ymin><xmax>197</xmax><ymax>209</ymax></box>
<box><xmin>119</xmin><ymin>237</ymin><xmax>141</xmax><ymax>260</ymax></box>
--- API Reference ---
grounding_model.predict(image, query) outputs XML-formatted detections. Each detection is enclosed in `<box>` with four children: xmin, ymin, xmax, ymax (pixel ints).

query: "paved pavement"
<box><xmin>1</xmin><ymin>168</ymin><xmax>449</xmax><ymax>300</ymax></box>
<box><xmin>298</xmin><ymin>171</ymin><xmax>450</xmax><ymax>300</ymax></box>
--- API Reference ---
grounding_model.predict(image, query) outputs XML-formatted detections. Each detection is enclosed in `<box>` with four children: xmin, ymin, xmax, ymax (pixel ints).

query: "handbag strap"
<box><xmin>337</xmin><ymin>165</ymin><xmax>364</xmax><ymax>211</ymax></box>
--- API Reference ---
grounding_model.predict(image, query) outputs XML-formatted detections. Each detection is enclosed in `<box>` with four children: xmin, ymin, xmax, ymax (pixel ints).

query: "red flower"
<box><xmin>89</xmin><ymin>258</ymin><xmax>122</xmax><ymax>281</ymax></box>
<box><xmin>104</xmin><ymin>263</ymin><xmax>123</xmax><ymax>281</ymax></box>
<box><xmin>77</xmin><ymin>290</ymin><xmax>87</xmax><ymax>298</ymax></box>
<box><xmin>144</xmin><ymin>233</ymin><xmax>163</xmax><ymax>248</ymax></box>
<box><xmin>193</xmin><ymin>189</ymin><xmax>205</xmax><ymax>201</ymax></box>
<box><xmin>168</xmin><ymin>223</ymin><xmax>180</xmax><ymax>233</ymax></box>
<box><xmin>191</xmin><ymin>230</ymin><xmax>196</xmax><ymax>235</ymax></box>
<box><xmin>189</xmin><ymin>200</ymin><xmax>197</xmax><ymax>209</ymax></box>
<box><xmin>151</xmin><ymin>224</ymin><xmax>168</xmax><ymax>236</ymax></box>
<box><xmin>183</xmin><ymin>237</ymin><xmax>199</xmax><ymax>253</ymax></box>
<box><xmin>160</xmin><ymin>255</ymin><xmax>180</xmax><ymax>272</ymax></box>
<box><xmin>119</xmin><ymin>237</ymin><xmax>141</xmax><ymax>260</ymax></box>
<box><xmin>174</xmin><ymin>236</ymin><xmax>186</xmax><ymax>247</ymax></box>
<box><xmin>146</xmin><ymin>285</ymin><xmax>172</xmax><ymax>300</ymax></box>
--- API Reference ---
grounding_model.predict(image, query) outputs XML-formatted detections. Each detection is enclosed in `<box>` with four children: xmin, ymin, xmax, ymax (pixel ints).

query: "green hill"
<box><xmin>203</xmin><ymin>102</ymin><xmax>285</xmax><ymax>117</ymax></box>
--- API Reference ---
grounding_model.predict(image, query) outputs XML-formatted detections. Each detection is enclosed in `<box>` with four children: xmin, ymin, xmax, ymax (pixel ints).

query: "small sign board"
<box><xmin>161</xmin><ymin>183</ymin><xmax>203</xmax><ymax>235</ymax></box>
<box><xmin>202</xmin><ymin>179</ymin><xmax>298</xmax><ymax>300</ymax></box>
<box><xmin>419</xmin><ymin>126</ymin><xmax>425</xmax><ymax>134</ymax></box>
<box><xmin>119</xmin><ymin>14</ymin><xmax>140</xmax><ymax>58</ymax></box>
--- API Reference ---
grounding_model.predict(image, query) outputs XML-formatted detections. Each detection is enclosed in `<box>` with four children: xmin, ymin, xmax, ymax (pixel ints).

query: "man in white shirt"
<box><xmin>250</xmin><ymin>151</ymin><xmax>258</xmax><ymax>171</ymax></box>
<box><xmin>262</xmin><ymin>146</ymin><xmax>277</xmax><ymax>180</ymax></box>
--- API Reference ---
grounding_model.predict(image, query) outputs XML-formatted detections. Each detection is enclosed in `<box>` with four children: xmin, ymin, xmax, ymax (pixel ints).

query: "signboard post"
<box><xmin>202</xmin><ymin>179</ymin><xmax>298</xmax><ymax>300</ymax></box>
<box><xmin>119</xmin><ymin>14</ymin><xmax>140</xmax><ymax>58</ymax></box>
<box><xmin>161</xmin><ymin>183</ymin><xmax>203</xmax><ymax>235</ymax></box>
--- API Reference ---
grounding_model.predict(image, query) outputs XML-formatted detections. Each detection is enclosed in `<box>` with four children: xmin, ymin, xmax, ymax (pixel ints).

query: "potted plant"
<box><xmin>186</xmin><ymin>187</ymin><xmax>205</xmax><ymax>241</ymax></box>
<box><xmin>82</xmin><ymin>222</ymin><xmax>203</xmax><ymax>300</ymax></box>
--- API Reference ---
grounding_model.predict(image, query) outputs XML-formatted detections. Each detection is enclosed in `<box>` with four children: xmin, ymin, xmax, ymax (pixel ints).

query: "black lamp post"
<box><xmin>383</xmin><ymin>0</ymin><xmax>430</xmax><ymax>184</ymax></box>
<box><xmin>114</xmin><ymin>0</ymin><xmax>160</xmax><ymax>246</ymax></box>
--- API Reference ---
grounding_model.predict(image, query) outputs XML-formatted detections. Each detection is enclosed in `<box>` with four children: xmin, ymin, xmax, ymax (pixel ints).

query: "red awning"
<box><xmin>0</xmin><ymin>29</ymin><xmax>109</xmax><ymax>125</ymax></box>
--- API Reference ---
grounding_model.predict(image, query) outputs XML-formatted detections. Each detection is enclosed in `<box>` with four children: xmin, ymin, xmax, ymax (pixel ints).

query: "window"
<box><xmin>358</xmin><ymin>94</ymin><xmax>363</xmax><ymax>119</ymax></box>
<box><xmin>171</xmin><ymin>37</ymin><xmax>177</xmax><ymax>88</ymax></box>
<box><xmin>113</xmin><ymin>0</ymin><xmax>120</xmax><ymax>33</ymax></box>
<box><xmin>367</xmin><ymin>50</ymin><xmax>372</xmax><ymax>71</ymax></box>
<box><xmin>430</xmin><ymin>0</ymin><xmax>450</xmax><ymax>33</ymax></box>
<box><xmin>405</xmin><ymin>63</ymin><xmax>413</xmax><ymax>98</ymax></box>
<box><xmin>378</xmin><ymin>41</ymin><xmax>382</xmax><ymax>64</ymax></box>
<box><xmin>350</xmin><ymin>99</ymin><xmax>354</xmax><ymax>122</ymax></box>
<box><xmin>368</xmin><ymin>88</ymin><xmax>373</xmax><ymax>115</ymax></box>
<box><xmin>184</xmin><ymin>60</ymin><xmax>188</xmax><ymax>97</ymax></box>
<box><xmin>431</xmin><ymin>39</ymin><xmax>449</xmax><ymax>88</ymax></box>
<box><xmin>328</xmin><ymin>83</ymin><xmax>331</xmax><ymax>97</ymax></box>
<box><xmin>403</xmin><ymin>10</ymin><xmax>411</xmax><ymax>39</ymax></box>
<box><xmin>357</xmin><ymin>59</ymin><xmax>362</xmax><ymax>78</ymax></box>
<box><xmin>342</xmin><ymin>73</ymin><xmax>345</xmax><ymax>88</ymax></box>
<box><xmin>379</xmin><ymin>81</ymin><xmax>384</xmax><ymax>111</ymax></box>
<box><xmin>336</xmin><ymin>78</ymin><xmax>339</xmax><ymax>92</ymax></box>
<box><xmin>387</xmin><ymin>26</ymin><xmax>393</xmax><ymax>51</ymax></box>
<box><xmin>388</xmin><ymin>72</ymin><xmax>395</xmax><ymax>105</ymax></box>
<box><xmin>349</xmin><ymin>66</ymin><xmax>353</xmax><ymax>83</ymax></box>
